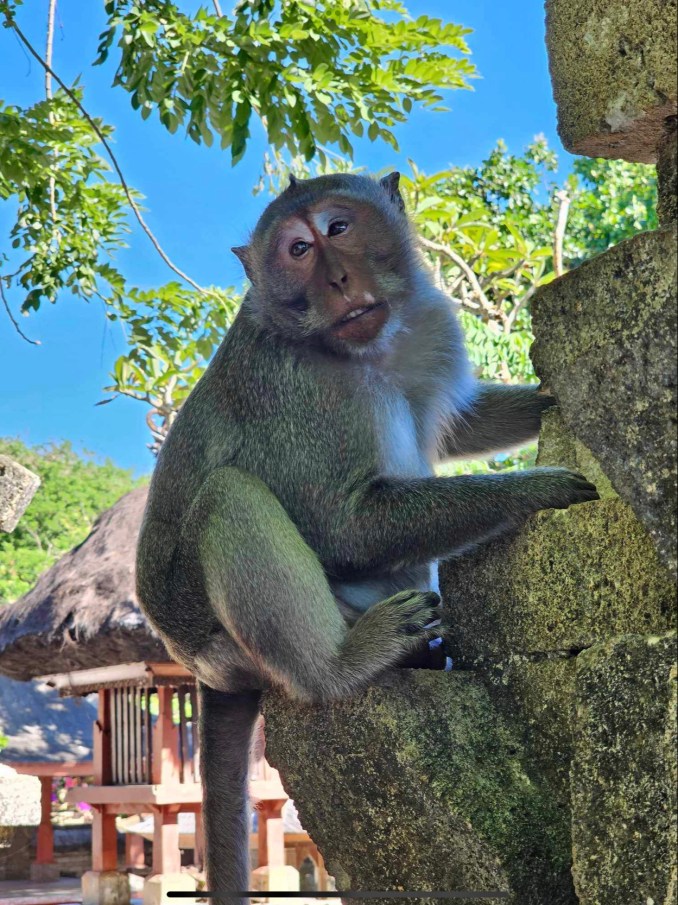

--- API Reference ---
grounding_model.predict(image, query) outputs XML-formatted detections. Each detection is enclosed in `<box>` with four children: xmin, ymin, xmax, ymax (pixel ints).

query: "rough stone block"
<box><xmin>545</xmin><ymin>0</ymin><xmax>678</xmax><ymax>162</ymax></box>
<box><xmin>0</xmin><ymin>764</ymin><xmax>40</xmax><ymax>826</ymax></box>
<box><xmin>658</xmin><ymin>117</ymin><xmax>677</xmax><ymax>226</ymax></box>
<box><xmin>531</xmin><ymin>227</ymin><xmax>678</xmax><ymax>576</ymax></box>
<box><xmin>536</xmin><ymin>408</ymin><xmax>616</xmax><ymax>499</ymax></box>
<box><xmin>82</xmin><ymin>870</ymin><xmax>131</xmax><ymax>905</ymax></box>
<box><xmin>571</xmin><ymin>632</ymin><xmax>677</xmax><ymax>905</ymax></box>
<box><xmin>143</xmin><ymin>873</ymin><xmax>197</xmax><ymax>905</ymax></box>
<box><xmin>252</xmin><ymin>864</ymin><xmax>300</xmax><ymax>901</ymax></box>
<box><xmin>0</xmin><ymin>455</ymin><xmax>40</xmax><ymax>533</ymax></box>
<box><xmin>440</xmin><ymin>499</ymin><xmax>675</xmax><ymax>662</ymax></box>
<box><xmin>481</xmin><ymin>657</ymin><xmax>577</xmax><ymax>809</ymax></box>
<box><xmin>263</xmin><ymin>670</ymin><xmax>577</xmax><ymax>905</ymax></box>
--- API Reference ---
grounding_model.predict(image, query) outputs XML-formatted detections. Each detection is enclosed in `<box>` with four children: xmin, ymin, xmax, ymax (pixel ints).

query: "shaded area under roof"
<box><xmin>0</xmin><ymin>487</ymin><xmax>169</xmax><ymax>682</ymax></box>
<box><xmin>0</xmin><ymin>675</ymin><xmax>95</xmax><ymax>764</ymax></box>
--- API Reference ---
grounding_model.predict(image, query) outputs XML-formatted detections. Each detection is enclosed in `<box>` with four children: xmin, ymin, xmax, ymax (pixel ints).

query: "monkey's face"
<box><xmin>236</xmin><ymin>175</ymin><xmax>417</xmax><ymax>357</ymax></box>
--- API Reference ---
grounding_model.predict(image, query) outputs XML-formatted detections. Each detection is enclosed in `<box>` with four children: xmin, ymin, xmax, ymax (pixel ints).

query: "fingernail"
<box><xmin>444</xmin><ymin>657</ymin><xmax>454</xmax><ymax>671</ymax></box>
<box><xmin>428</xmin><ymin>637</ymin><xmax>443</xmax><ymax>649</ymax></box>
<box><xmin>424</xmin><ymin>618</ymin><xmax>442</xmax><ymax>629</ymax></box>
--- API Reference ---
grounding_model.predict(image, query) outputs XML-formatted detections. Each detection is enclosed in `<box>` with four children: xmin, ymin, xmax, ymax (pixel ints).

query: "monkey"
<box><xmin>135</xmin><ymin>172</ymin><xmax>598</xmax><ymax>902</ymax></box>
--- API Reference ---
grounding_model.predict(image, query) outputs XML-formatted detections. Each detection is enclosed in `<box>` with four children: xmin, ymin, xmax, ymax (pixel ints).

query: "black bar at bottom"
<box><xmin>167</xmin><ymin>891</ymin><xmax>509</xmax><ymax>900</ymax></box>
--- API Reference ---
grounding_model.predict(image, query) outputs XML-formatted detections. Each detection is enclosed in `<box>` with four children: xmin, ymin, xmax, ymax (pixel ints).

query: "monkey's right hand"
<box><xmin>515</xmin><ymin>466</ymin><xmax>600</xmax><ymax>513</ymax></box>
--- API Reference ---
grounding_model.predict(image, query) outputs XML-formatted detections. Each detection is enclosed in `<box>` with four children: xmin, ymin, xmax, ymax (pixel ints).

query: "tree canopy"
<box><xmin>0</xmin><ymin>1</ymin><xmax>657</xmax><ymax>460</ymax></box>
<box><xmin>0</xmin><ymin>438</ymin><xmax>142</xmax><ymax>602</ymax></box>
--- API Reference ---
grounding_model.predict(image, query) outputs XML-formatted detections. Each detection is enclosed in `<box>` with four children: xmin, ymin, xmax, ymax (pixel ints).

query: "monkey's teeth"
<box><xmin>342</xmin><ymin>306</ymin><xmax>370</xmax><ymax>322</ymax></box>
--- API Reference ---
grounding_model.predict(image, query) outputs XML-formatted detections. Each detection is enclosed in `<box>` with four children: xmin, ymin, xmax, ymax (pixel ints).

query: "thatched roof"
<box><xmin>0</xmin><ymin>675</ymin><xmax>95</xmax><ymax>764</ymax></box>
<box><xmin>0</xmin><ymin>487</ymin><xmax>169</xmax><ymax>682</ymax></box>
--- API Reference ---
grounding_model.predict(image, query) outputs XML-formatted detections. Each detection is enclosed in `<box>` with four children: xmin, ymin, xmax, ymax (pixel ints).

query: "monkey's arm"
<box><xmin>437</xmin><ymin>382</ymin><xmax>555</xmax><ymax>460</ymax></box>
<box><xmin>319</xmin><ymin>466</ymin><xmax>598</xmax><ymax>578</ymax></box>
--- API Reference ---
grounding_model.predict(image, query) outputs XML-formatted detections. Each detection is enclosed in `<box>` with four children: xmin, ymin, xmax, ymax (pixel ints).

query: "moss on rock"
<box><xmin>545</xmin><ymin>0</ymin><xmax>677</xmax><ymax>162</ymax></box>
<box><xmin>480</xmin><ymin>656</ymin><xmax>578</xmax><ymax>811</ymax></box>
<box><xmin>571</xmin><ymin>632</ymin><xmax>678</xmax><ymax>904</ymax></box>
<box><xmin>536</xmin><ymin>409</ymin><xmax>616</xmax><ymax>500</ymax></box>
<box><xmin>440</xmin><ymin>499</ymin><xmax>675</xmax><ymax>662</ymax></box>
<box><xmin>262</xmin><ymin>670</ymin><xmax>577</xmax><ymax>905</ymax></box>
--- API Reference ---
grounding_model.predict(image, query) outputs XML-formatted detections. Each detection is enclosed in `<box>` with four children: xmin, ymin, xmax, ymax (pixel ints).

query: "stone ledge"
<box><xmin>263</xmin><ymin>670</ymin><xmax>577</xmax><ymax>905</ymax></box>
<box><xmin>531</xmin><ymin>226</ymin><xmax>677</xmax><ymax>577</ymax></box>
<box><xmin>571</xmin><ymin>632</ymin><xmax>677</xmax><ymax>905</ymax></box>
<box><xmin>545</xmin><ymin>0</ymin><xmax>677</xmax><ymax>162</ymax></box>
<box><xmin>440</xmin><ymin>498</ymin><xmax>675</xmax><ymax>662</ymax></box>
<box><xmin>0</xmin><ymin>455</ymin><xmax>40</xmax><ymax>533</ymax></box>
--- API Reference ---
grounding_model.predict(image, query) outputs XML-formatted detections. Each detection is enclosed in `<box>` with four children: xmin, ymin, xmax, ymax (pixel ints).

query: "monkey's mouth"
<box><xmin>331</xmin><ymin>301</ymin><xmax>388</xmax><ymax>343</ymax></box>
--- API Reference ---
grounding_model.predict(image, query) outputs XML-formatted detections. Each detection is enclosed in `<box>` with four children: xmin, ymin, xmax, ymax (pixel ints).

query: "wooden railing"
<box><xmin>106</xmin><ymin>684</ymin><xmax>199</xmax><ymax>787</ymax></box>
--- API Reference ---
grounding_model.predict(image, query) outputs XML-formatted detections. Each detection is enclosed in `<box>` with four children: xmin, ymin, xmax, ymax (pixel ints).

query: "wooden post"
<box><xmin>91</xmin><ymin>807</ymin><xmax>118</xmax><ymax>872</ymax></box>
<box><xmin>194</xmin><ymin>809</ymin><xmax>205</xmax><ymax>870</ymax></box>
<box><xmin>125</xmin><ymin>831</ymin><xmax>146</xmax><ymax>870</ymax></box>
<box><xmin>93</xmin><ymin>689</ymin><xmax>112</xmax><ymax>785</ymax></box>
<box><xmin>152</xmin><ymin>687</ymin><xmax>180</xmax><ymax>786</ymax></box>
<box><xmin>152</xmin><ymin>807</ymin><xmax>181</xmax><ymax>875</ymax></box>
<box><xmin>35</xmin><ymin>775</ymin><xmax>55</xmax><ymax>866</ymax></box>
<box><xmin>257</xmin><ymin>800</ymin><xmax>286</xmax><ymax>869</ymax></box>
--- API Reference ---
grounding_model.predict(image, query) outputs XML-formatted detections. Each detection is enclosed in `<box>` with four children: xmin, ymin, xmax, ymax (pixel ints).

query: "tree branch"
<box><xmin>0</xmin><ymin>278</ymin><xmax>41</xmax><ymax>345</ymax></box>
<box><xmin>45</xmin><ymin>0</ymin><xmax>59</xmax><ymax>241</ymax></box>
<box><xmin>420</xmin><ymin>236</ymin><xmax>497</xmax><ymax>320</ymax></box>
<box><xmin>553</xmin><ymin>190</ymin><xmax>570</xmax><ymax>277</ymax></box>
<box><xmin>504</xmin><ymin>282</ymin><xmax>538</xmax><ymax>334</ymax></box>
<box><xmin>5</xmin><ymin>13</ymin><xmax>212</xmax><ymax>298</ymax></box>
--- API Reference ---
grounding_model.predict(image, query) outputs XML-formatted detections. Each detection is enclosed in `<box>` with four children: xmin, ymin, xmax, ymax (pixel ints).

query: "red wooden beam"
<box><xmin>152</xmin><ymin>807</ymin><xmax>181</xmax><ymax>875</ymax></box>
<box><xmin>35</xmin><ymin>776</ymin><xmax>55</xmax><ymax>866</ymax></box>
<box><xmin>11</xmin><ymin>761</ymin><xmax>93</xmax><ymax>778</ymax></box>
<box><xmin>91</xmin><ymin>808</ymin><xmax>118</xmax><ymax>872</ymax></box>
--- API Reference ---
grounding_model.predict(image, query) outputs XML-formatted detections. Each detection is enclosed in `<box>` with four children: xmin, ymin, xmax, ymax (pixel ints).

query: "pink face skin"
<box><xmin>274</xmin><ymin>200</ymin><xmax>390</xmax><ymax>345</ymax></box>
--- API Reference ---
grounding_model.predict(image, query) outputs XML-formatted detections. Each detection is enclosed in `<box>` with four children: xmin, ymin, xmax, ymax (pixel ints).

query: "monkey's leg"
<box><xmin>186</xmin><ymin>467</ymin><xmax>441</xmax><ymax>702</ymax></box>
<box><xmin>439</xmin><ymin>382</ymin><xmax>555</xmax><ymax>459</ymax></box>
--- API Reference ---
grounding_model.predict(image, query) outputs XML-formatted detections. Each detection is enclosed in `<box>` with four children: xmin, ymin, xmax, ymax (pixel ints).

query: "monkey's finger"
<box><xmin>424</xmin><ymin>618</ymin><xmax>442</xmax><ymax>630</ymax></box>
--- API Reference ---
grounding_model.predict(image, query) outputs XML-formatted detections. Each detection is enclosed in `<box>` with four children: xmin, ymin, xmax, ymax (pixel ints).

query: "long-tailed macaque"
<box><xmin>136</xmin><ymin>173</ymin><xmax>598</xmax><ymax>901</ymax></box>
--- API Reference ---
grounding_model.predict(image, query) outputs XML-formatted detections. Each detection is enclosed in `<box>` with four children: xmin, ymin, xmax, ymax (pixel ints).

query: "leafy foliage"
<box><xmin>0</xmin><ymin>438</ymin><xmax>143</xmax><ymax>603</ymax></box>
<box><xmin>566</xmin><ymin>157</ymin><xmax>658</xmax><ymax>262</ymax></box>
<box><xmin>0</xmin><ymin>91</ymin><xmax>131</xmax><ymax>313</ymax></box>
<box><xmin>98</xmin><ymin>0</ymin><xmax>475</xmax><ymax>163</ymax></box>
<box><xmin>103</xmin><ymin>282</ymin><xmax>241</xmax><ymax>452</ymax></box>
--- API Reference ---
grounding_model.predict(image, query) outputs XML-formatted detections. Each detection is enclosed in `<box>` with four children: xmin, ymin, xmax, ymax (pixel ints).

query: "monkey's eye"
<box><xmin>290</xmin><ymin>240</ymin><xmax>311</xmax><ymax>258</ymax></box>
<box><xmin>328</xmin><ymin>219</ymin><xmax>349</xmax><ymax>237</ymax></box>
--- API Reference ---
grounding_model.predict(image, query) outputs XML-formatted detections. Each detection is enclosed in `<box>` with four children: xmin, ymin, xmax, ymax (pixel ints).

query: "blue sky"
<box><xmin>0</xmin><ymin>0</ymin><xmax>575</xmax><ymax>476</ymax></box>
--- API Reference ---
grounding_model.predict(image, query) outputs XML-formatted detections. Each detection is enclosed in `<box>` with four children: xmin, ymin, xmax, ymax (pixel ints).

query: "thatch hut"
<box><xmin>0</xmin><ymin>486</ymin><xmax>168</xmax><ymax>683</ymax></box>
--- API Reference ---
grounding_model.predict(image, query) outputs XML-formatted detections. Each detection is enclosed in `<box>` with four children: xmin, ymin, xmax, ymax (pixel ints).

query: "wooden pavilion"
<box><xmin>0</xmin><ymin>489</ymin><xmax>329</xmax><ymax>901</ymax></box>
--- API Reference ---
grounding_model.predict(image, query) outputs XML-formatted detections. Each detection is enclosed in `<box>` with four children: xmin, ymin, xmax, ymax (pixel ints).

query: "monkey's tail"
<box><xmin>199</xmin><ymin>683</ymin><xmax>262</xmax><ymax>905</ymax></box>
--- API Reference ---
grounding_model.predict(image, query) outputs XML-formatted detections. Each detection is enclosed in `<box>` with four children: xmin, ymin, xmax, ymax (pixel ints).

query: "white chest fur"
<box><xmin>372</xmin><ymin>388</ymin><xmax>431</xmax><ymax>478</ymax></box>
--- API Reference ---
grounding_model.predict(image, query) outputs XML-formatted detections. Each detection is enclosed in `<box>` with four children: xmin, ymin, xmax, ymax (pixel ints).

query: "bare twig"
<box><xmin>504</xmin><ymin>283</ymin><xmax>538</xmax><ymax>334</ymax></box>
<box><xmin>479</xmin><ymin>258</ymin><xmax>526</xmax><ymax>289</ymax></box>
<box><xmin>212</xmin><ymin>0</ymin><xmax>223</xmax><ymax>14</ymax></box>
<box><xmin>420</xmin><ymin>236</ymin><xmax>497</xmax><ymax>320</ymax></box>
<box><xmin>6</xmin><ymin>14</ymin><xmax>211</xmax><ymax>297</ymax></box>
<box><xmin>45</xmin><ymin>0</ymin><xmax>58</xmax><ymax>240</ymax></box>
<box><xmin>553</xmin><ymin>189</ymin><xmax>570</xmax><ymax>277</ymax></box>
<box><xmin>0</xmin><ymin>278</ymin><xmax>41</xmax><ymax>345</ymax></box>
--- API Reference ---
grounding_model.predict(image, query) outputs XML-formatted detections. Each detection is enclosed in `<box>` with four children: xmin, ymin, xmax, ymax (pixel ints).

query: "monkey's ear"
<box><xmin>232</xmin><ymin>246</ymin><xmax>254</xmax><ymax>282</ymax></box>
<box><xmin>379</xmin><ymin>171</ymin><xmax>405</xmax><ymax>213</ymax></box>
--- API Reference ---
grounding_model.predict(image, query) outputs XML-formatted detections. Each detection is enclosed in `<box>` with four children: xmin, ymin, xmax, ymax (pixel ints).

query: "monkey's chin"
<box><xmin>331</xmin><ymin>301</ymin><xmax>389</xmax><ymax>345</ymax></box>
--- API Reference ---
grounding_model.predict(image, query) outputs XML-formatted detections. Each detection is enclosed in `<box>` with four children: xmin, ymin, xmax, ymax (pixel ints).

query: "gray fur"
<box><xmin>136</xmin><ymin>173</ymin><xmax>598</xmax><ymax>901</ymax></box>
